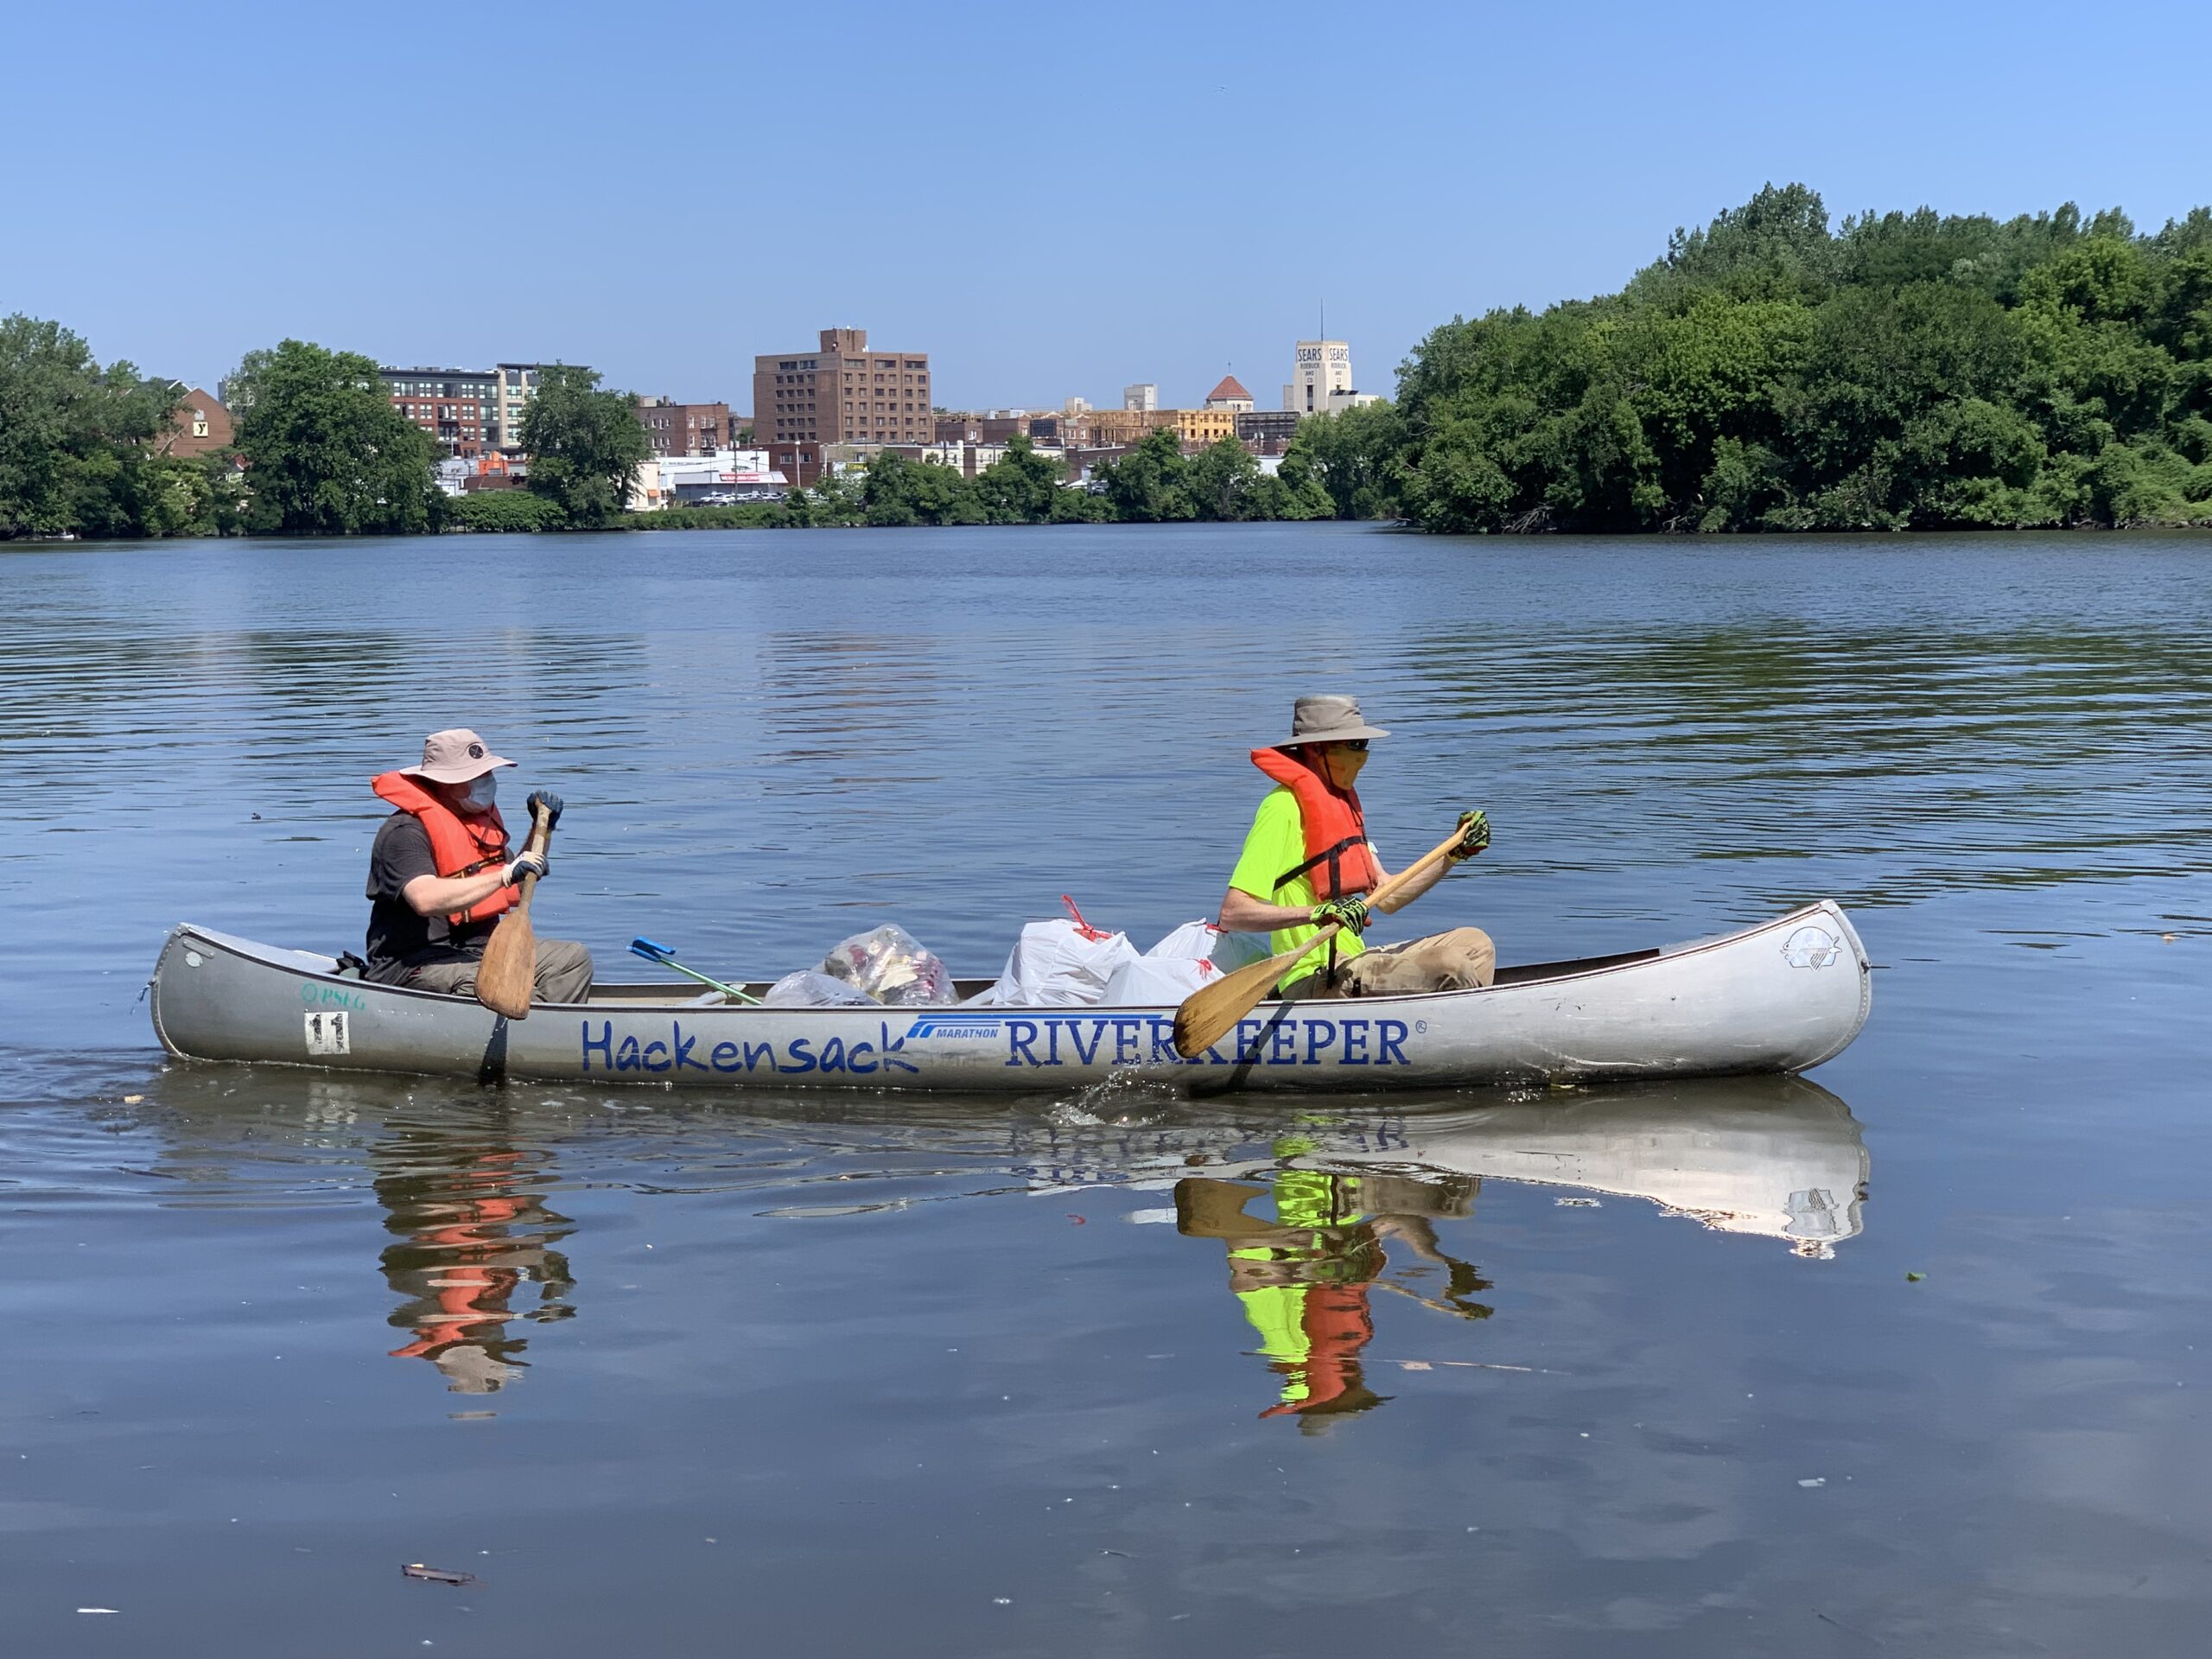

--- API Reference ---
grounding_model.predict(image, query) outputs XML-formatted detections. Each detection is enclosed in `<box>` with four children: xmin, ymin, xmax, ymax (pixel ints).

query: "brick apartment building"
<box><xmin>753</xmin><ymin>327</ymin><xmax>931</xmax><ymax>482</ymax></box>
<box><xmin>156</xmin><ymin>387</ymin><xmax>233</xmax><ymax>459</ymax></box>
<box><xmin>380</xmin><ymin>367</ymin><xmax>495</xmax><ymax>456</ymax></box>
<box><xmin>635</xmin><ymin>397</ymin><xmax>734</xmax><ymax>457</ymax></box>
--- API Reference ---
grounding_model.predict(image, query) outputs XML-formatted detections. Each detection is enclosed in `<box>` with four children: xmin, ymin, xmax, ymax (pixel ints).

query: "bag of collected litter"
<box><xmin>967</xmin><ymin>898</ymin><xmax>1137</xmax><ymax>1006</ymax></box>
<box><xmin>1149</xmin><ymin>918</ymin><xmax>1268</xmax><ymax>973</ymax></box>
<box><xmin>1098</xmin><ymin>953</ymin><xmax>1217</xmax><ymax>1006</ymax></box>
<box><xmin>820</xmin><ymin>924</ymin><xmax>957</xmax><ymax>1007</ymax></box>
<box><xmin>762</xmin><ymin>969</ymin><xmax>879</xmax><ymax>1008</ymax></box>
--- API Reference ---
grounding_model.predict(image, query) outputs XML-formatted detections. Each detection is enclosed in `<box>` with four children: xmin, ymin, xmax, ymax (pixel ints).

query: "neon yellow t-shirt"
<box><xmin>1228</xmin><ymin>785</ymin><xmax>1370</xmax><ymax>983</ymax></box>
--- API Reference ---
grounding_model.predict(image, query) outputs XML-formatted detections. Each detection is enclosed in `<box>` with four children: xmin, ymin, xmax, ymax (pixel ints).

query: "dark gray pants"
<box><xmin>397</xmin><ymin>938</ymin><xmax>594</xmax><ymax>1005</ymax></box>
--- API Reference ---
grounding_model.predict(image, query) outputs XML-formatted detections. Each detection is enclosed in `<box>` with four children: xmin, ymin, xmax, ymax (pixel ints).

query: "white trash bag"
<box><xmin>1150</xmin><ymin>918</ymin><xmax>1268</xmax><ymax>973</ymax></box>
<box><xmin>763</xmin><ymin>970</ymin><xmax>878</xmax><ymax>1008</ymax></box>
<box><xmin>967</xmin><ymin>903</ymin><xmax>1138</xmax><ymax>1006</ymax></box>
<box><xmin>820</xmin><ymin>924</ymin><xmax>957</xmax><ymax>1007</ymax></box>
<box><xmin>1098</xmin><ymin>953</ymin><xmax>1217</xmax><ymax>1007</ymax></box>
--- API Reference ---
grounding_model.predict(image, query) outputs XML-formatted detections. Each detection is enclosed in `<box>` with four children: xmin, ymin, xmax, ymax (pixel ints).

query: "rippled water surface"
<box><xmin>3</xmin><ymin>524</ymin><xmax>2210</xmax><ymax>1656</ymax></box>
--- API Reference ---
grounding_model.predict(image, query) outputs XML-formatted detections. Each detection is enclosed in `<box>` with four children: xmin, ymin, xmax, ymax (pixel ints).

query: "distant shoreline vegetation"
<box><xmin>4</xmin><ymin>183</ymin><xmax>2209</xmax><ymax>543</ymax></box>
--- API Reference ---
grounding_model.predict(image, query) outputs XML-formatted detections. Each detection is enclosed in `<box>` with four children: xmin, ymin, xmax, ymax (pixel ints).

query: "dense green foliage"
<box><xmin>519</xmin><ymin>365</ymin><xmax>652</xmax><ymax>528</ymax></box>
<box><xmin>231</xmin><ymin>340</ymin><xmax>440</xmax><ymax>535</ymax></box>
<box><xmin>1370</xmin><ymin>185</ymin><xmax>2212</xmax><ymax>532</ymax></box>
<box><xmin>448</xmin><ymin>490</ymin><xmax>567</xmax><ymax>532</ymax></box>
<box><xmin>1095</xmin><ymin>427</ymin><xmax>1333</xmax><ymax>522</ymax></box>
<box><xmin>0</xmin><ymin>315</ymin><xmax>232</xmax><ymax>539</ymax></box>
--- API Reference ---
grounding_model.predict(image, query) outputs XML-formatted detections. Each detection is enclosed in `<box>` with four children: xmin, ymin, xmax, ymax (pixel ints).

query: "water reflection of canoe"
<box><xmin>1026</xmin><ymin>1077</ymin><xmax>1869</xmax><ymax>1254</ymax></box>
<box><xmin>148</xmin><ymin>900</ymin><xmax>1871</xmax><ymax>1093</ymax></box>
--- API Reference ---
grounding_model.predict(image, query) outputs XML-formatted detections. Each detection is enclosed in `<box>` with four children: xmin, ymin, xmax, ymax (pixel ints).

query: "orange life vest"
<box><xmin>371</xmin><ymin>772</ymin><xmax>517</xmax><ymax>927</ymax></box>
<box><xmin>1249</xmin><ymin>747</ymin><xmax>1382</xmax><ymax>900</ymax></box>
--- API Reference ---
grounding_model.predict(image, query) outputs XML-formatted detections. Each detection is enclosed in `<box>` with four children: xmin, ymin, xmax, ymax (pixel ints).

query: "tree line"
<box><xmin>10</xmin><ymin>185</ymin><xmax>2205</xmax><ymax>541</ymax></box>
<box><xmin>1332</xmin><ymin>184</ymin><xmax>2212</xmax><ymax>532</ymax></box>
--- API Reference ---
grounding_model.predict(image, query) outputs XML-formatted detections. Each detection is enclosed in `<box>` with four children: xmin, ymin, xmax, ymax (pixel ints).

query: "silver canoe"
<box><xmin>148</xmin><ymin>900</ymin><xmax>1871</xmax><ymax>1091</ymax></box>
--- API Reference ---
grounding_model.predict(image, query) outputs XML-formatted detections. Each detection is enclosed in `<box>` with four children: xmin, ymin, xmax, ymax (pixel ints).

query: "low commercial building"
<box><xmin>656</xmin><ymin>448</ymin><xmax>785</xmax><ymax>502</ymax></box>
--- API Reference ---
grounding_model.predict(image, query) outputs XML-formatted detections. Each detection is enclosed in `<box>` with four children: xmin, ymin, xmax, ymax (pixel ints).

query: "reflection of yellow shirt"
<box><xmin>1231</xmin><ymin>1169</ymin><xmax>1367</xmax><ymax>1406</ymax></box>
<box><xmin>1228</xmin><ymin>787</ymin><xmax>1370</xmax><ymax>982</ymax></box>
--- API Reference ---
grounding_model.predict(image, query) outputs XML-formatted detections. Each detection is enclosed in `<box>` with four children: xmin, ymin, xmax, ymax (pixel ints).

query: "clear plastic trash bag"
<box><xmin>820</xmin><ymin>924</ymin><xmax>957</xmax><ymax>1007</ymax></box>
<box><xmin>763</xmin><ymin>969</ymin><xmax>879</xmax><ymax>1008</ymax></box>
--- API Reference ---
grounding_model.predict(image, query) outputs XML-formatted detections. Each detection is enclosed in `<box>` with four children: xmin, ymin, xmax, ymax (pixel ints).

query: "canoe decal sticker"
<box><xmin>304</xmin><ymin>1011</ymin><xmax>351</xmax><ymax>1056</ymax></box>
<box><xmin>906</xmin><ymin>1013</ymin><xmax>1414</xmax><ymax>1069</ymax></box>
<box><xmin>582</xmin><ymin>1019</ymin><xmax>920</xmax><ymax>1076</ymax></box>
<box><xmin>1781</xmin><ymin>926</ymin><xmax>1842</xmax><ymax>969</ymax></box>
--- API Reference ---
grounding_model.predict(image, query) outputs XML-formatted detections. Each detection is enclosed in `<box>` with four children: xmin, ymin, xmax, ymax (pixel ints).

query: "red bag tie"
<box><xmin>1060</xmin><ymin>895</ymin><xmax>1109</xmax><ymax>941</ymax></box>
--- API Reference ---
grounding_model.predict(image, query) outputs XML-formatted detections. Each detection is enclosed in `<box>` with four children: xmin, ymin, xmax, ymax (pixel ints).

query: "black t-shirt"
<box><xmin>365</xmin><ymin>812</ymin><xmax>496</xmax><ymax>975</ymax></box>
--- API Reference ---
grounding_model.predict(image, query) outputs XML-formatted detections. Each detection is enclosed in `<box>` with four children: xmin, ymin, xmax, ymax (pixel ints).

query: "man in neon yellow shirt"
<box><xmin>1217</xmin><ymin>694</ymin><xmax>1495</xmax><ymax>996</ymax></box>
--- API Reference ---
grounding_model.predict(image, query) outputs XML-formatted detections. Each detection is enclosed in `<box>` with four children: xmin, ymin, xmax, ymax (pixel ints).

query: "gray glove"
<box><xmin>502</xmin><ymin>850</ymin><xmax>547</xmax><ymax>887</ymax></box>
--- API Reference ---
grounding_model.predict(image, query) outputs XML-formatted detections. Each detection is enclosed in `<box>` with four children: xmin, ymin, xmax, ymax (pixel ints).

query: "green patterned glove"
<box><xmin>1452</xmin><ymin>809</ymin><xmax>1491</xmax><ymax>860</ymax></box>
<box><xmin>1311</xmin><ymin>895</ymin><xmax>1371</xmax><ymax>935</ymax></box>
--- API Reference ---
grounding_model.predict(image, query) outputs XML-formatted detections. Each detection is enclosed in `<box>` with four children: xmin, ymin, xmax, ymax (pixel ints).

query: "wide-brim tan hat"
<box><xmin>398</xmin><ymin>728</ymin><xmax>516</xmax><ymax>785</ymax></box>
<box><xmin>1271</xmin><ymin>694</ymin><xmax>1389</xmax><ymax>748</ymax></box>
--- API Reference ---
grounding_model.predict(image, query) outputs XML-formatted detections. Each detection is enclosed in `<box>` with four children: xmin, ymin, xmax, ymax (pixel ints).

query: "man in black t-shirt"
<box><xmin>365</xmin><ymin>728</ymin><xmax>594</xmax><ymax>1003</ymax></box>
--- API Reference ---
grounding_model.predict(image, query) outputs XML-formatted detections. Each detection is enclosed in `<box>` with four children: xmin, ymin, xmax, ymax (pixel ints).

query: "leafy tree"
<box><xmin>1387</xmin><ymin>183</ymin><xmax>2212</xmax><ymax>532</ymax></box>
<box><xmin>519</xmin><ymin>365</ymin><xmax>652</xmax><ymax>527</ymax></box>
<box><xmin>973</xmin><ymin>435</ymin><xmax>1066</xmax><ymax>524</ymax></box>
<box><xmin>230</xmin><ymin>340</ymin><xmax>438</xmax><ymax>535</ymax></box>
<box><xmin>0</xmin><ymin>315</ymin><xmax>197</xmax><ymax>539</ymax></box>
<box><xmin>448</xmin><ymin>491</ymin><xmax>568</xmax><ymax>532</ymax></box>
<box><xmin>1095</xmin><ymin>426</ymin><xmax>1193</xmax><ymax>522</ymax></box>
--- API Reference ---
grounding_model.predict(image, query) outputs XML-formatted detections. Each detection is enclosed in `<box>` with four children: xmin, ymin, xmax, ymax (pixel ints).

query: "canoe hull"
<box><xmin>148</xmin><ymin>902</ymin><xmax>1872</xmax><ymax>1093</ymax></box>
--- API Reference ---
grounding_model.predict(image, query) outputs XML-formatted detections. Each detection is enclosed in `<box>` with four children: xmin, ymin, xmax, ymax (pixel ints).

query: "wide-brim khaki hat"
<box><xmin>397</xmin><ymin>728</ymin><xmax>516</xmax><ymax>785</ymax></box>
<box><xmin>1270</xmin><ymin>695</ymin><xmax>1389</xmax><ymax>748</ymax></box>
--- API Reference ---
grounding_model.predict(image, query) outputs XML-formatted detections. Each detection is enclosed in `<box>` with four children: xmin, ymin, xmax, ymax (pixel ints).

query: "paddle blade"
<box><xmin>1172</xmin><ymin>940</ymin><xmax>1308</xmax><ymax>1058</ymax></box>
<box><xmin>474</xmin><ymin>905</ymin><xmax>536</xmax><ymax>1020</ymax></box>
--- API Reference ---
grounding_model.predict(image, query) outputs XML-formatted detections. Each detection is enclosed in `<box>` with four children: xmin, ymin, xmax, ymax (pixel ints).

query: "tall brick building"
<box><xmin>753</xmin><ymin>327</ymin><xmax>931</xmax><ymax>455</ymax></box>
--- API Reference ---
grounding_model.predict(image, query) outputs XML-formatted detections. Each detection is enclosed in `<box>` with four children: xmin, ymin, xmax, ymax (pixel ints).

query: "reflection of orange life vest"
<box><xmin>1249</xmin><ymin>748</ymin><xmax>1382</xmax><ymax>900</ymax></box>
<box><xmin>1259</xmin><ymin>1284</ymin><xmax>1376</xmax><ymax>1418</ymax></box>
<box><xmin>371</xmin><ymin>772</ymin><xmax>516</xmax><ymax>926</ymax></box>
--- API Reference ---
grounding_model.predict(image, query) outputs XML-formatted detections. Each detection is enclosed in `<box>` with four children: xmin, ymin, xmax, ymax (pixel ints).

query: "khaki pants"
<box><xmin>398</xmin><ymin>938</ymin><xmax>595</xmax><ymax>1005</ymax></box>
<box><xmin>1285</xmin><ymin>926</ymin><xmax>1496</xmax><ymax>1000</ymax></box>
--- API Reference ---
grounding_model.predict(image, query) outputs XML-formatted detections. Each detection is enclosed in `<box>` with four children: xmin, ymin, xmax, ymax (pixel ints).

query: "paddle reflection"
<box><xmin>372</xmin><ymin>1119</ymin><xmax>575</xmax><ymax>1395</ymax></box>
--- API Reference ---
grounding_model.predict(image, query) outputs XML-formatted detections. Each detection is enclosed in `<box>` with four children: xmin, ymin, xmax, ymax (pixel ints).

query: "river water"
<box><xmin>2</xmin><ymin>524</ymin><xmax>2209</xmax><ymax>1656</ymax></box>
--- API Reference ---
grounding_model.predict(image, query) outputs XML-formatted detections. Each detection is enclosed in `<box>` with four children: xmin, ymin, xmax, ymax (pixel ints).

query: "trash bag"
<box><xmin>1098</xmin><ymin>953</ymin><xmax>1218</xmax><ymax>1007</ymax></box>
<box><xmin>763</xmin><ymin>969</ymin><xmax>879</xmax><ymax>1008</ymax></box>
<box><xmin>820</xmin><ymin>924</ymin><xmax>957</xmax><ymax>1007</ymax></box>
<box><xmin>1150</xmin><ymin>918</ymin><xmax>1268</xmax><ymax>973</ymax></box>
<box><xmin>967</xmin><ymin>918</ymin><xmax>1138</xmax><ymax>1007</ymax></box>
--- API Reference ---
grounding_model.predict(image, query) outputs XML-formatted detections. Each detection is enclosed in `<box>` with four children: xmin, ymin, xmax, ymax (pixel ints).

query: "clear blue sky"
<box><xmin>7</xmin><ymin>0</ymin><xmax>2206</xmax><ymax>414</ymax></box>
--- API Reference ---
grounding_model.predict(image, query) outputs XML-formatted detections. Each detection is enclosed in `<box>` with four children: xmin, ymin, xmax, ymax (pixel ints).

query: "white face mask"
<box><xmin>457</xmin><ymin>774</ymin><xmax>498</xmax><ymax>814</ymax></box>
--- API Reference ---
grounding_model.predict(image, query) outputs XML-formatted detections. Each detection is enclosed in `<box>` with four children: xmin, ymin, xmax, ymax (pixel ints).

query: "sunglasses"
<box><xmin>1339</xmin><ymin>740</ymin><xmax>1369</xmax><ymax>753</ymax></box>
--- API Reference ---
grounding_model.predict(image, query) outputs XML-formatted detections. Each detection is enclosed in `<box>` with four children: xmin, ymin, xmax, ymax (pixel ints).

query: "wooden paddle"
<box><xmin>474</xmin><ymin>798</ymin><xmax>555</xmax><ymax>1020</ymax></box>
<box><xmin>1172</xmin><ymin>823</ymin><xmax>1472</xmax><ymax>1059</ymax></box>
